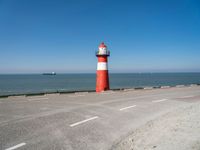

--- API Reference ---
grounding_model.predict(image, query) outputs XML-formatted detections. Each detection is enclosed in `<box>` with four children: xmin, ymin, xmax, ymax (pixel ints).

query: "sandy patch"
<box><xmin>112</xmin><ymin>102</ymin><xmax>200</xmax><ymax>150</ymax></box>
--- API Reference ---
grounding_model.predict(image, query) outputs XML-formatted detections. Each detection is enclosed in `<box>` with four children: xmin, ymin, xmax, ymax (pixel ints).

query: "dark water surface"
<box><xmin>0</xmin><ymin>73</ymin><xmax>200</xmax><ymax>96</ymax></box>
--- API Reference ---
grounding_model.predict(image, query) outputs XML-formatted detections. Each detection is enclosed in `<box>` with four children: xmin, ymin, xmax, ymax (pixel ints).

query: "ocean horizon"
<box><xmin>0</xmin><ymin>73</ymin><xmax>200</xmax><ymax>96</ymax></box>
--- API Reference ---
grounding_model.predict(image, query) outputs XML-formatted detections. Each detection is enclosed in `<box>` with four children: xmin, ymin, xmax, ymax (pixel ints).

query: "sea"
<box><xmin>0</xmin><ymin>73</ymin><xmax>200</xmax><ymax>96</ymax></box>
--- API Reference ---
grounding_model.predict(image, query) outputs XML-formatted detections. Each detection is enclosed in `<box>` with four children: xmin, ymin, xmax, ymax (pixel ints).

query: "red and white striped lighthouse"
<box><xmin>96</xmin><ymin>42</ymin><xmax>110</xmax><ymax>92</ymax></box>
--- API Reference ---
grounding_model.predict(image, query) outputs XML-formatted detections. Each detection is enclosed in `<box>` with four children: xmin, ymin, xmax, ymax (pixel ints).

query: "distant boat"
<box><xmin>42</xmin><ymin>72</ymin><xmax>56</xmax><ymax>75</ymax></box>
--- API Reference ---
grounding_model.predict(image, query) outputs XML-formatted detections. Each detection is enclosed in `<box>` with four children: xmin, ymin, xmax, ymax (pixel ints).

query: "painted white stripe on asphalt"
<box><xmin>70</xmin><ymin>116</ymin><xmax>99</xmax><ymax>127</ymax></box>
<box><xmin>5</xmin><ymin>143</ymin><xmax>26</xmax><ymax>150</ymax></box>
<box><xmin>152</xmin><ymin>99</ymin><xmax>168</xmax><ymax>103</ymax></box>
<box><xmin>180</xmin><ymin>95</ymin><xmax>194</xmax><ymax>98</ymax></box>
<box><xmin>97</xmin><ymin>62</ymin><xmax>108</xmax><ymax>70</ymax></box>
<box><xmin>27</xmin><ymin>97</ymin><xmax>49</xmax><ymax>101</ymax></box>
<box><xmin>119</xmin><ymin>105</ymin><xmax>136</xmax><ymax>111</ymax></box>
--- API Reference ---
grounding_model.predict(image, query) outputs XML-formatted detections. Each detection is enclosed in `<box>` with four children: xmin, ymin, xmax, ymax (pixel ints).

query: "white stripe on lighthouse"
<box><xmin>97</xmin><ymin>62</ymin><xmax>108</xmax><ymax>70</ymax></box>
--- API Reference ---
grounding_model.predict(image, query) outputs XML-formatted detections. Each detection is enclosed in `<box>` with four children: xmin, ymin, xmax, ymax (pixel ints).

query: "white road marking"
<box><xmin>152</xmin><ymin>99</ymin><xmax>168</xmax><ymax>103</ymax></box>
<box><xmin>70</xmin><ymin>116</ymin><xmax>99</xmax><ymax>127</ymax></box>
<box><xmin>27</xmin><ymin>97</ymin><xmax>49</xmax><ymax>101</ymax></box>
<box><xmin>180</xmin><ymin>95</ymin><xmax>194</xmax><ymax>98</ymax></box>
<box><xmin>119</xmin><ymin>105</ymin><xmax>136</xmax><ymax>111</ymax></box>
<box><xmin>5</xmin><ymin>143</ymin><xmax>26</xmax><ymax>150</ymax></box>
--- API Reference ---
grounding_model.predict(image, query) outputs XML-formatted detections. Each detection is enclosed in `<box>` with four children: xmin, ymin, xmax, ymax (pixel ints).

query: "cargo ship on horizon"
<box><xmin>42</xmin><ymin>72</ymin><xmax>56</xmax><ymax>75</ymax></box>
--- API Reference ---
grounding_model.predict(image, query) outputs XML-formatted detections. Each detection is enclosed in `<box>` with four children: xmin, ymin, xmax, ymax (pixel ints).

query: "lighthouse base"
<box><xmin>96</xmin><ymin>70</ymin><xmax>110</xmax><ymax>92</ymax></box>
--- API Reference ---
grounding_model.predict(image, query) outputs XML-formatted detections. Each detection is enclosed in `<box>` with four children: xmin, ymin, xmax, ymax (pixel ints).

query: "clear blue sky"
<box><xmin>0</xmin><ymin>0</ymin><xmax>200</xmax><ymax>73</ymax></box>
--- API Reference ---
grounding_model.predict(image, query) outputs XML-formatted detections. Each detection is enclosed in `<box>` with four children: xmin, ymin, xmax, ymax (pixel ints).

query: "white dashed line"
<box><xmin>180</xmin><ymin>95</ymin><xmax>194</xmax><ymax>98</ymax></box>
<box><xmin>70</xmin><ymin>116</ymin><xmax>99</xmax><ymax>127</ymax></box>
<box><xmin>5</xmin><ymin>143</ymin><xmax>26</xmax><ymax>150</ymax></box>
<box><xmin>27</xmin><ymin>97</ymin><xmax>49</xmax><ymax>101</ymax></box>
<box><xmin>119</xmin><ymin>105</ymin><xmax>136</xmax><ymax>111</ymax></box>
<box><xmin>152</xmin><ymin>99</ymin><xmax>168</xmax><ymax>103</ymax></box>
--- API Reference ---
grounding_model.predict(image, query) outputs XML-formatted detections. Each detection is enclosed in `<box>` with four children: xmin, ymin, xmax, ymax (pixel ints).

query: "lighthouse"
<box><xmin>96</xmin><ymin>42</ymin><xmax>110</xmax><ymax>92</ymax></box>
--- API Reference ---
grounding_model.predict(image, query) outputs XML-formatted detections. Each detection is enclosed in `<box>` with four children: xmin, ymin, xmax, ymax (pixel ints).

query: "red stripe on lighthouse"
<box><xmin>98</xmin><ymin>56</ymin><xmax>108</xmax><ymax>62</ymax></box>
<box><xmin>96</xmin><ymin>70</ymin><xmax>109</xmax><ymax>92</ymax></box>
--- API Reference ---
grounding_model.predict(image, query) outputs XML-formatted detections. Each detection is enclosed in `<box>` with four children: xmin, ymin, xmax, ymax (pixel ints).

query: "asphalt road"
<box><xmin>0</xmin><ymin>85</ymin><xmax>200</xmax><ymax>150</ymax></box>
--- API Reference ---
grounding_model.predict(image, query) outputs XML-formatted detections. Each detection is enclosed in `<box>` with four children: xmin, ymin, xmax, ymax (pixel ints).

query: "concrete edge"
<box><xmin>0</xmin><ymin>83</ymin><xmax>200</xmax><ymax>99</ymax></box>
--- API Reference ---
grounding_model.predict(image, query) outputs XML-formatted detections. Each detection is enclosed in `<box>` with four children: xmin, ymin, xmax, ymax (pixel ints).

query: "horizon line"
<box><xmin>0</xmin><ymin>72</ymin><xmax>200</xmax><ymax>75</ymax></box>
